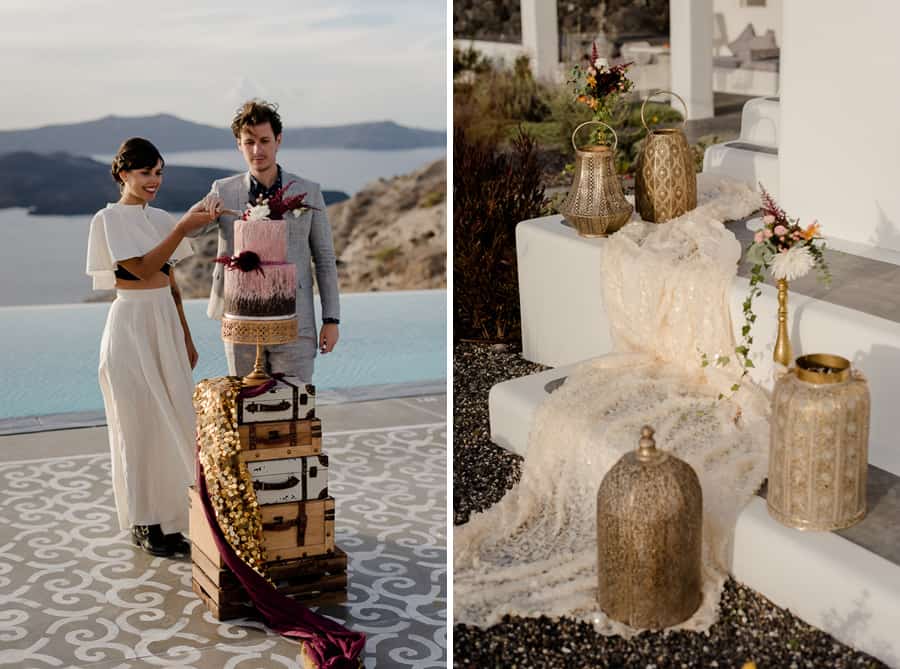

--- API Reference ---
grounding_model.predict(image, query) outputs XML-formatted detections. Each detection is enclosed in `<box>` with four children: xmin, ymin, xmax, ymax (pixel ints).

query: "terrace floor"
<box><xmin>0</xmin><ymin>393</ymin><xmax>447</xmax><ymax>669</ymax></box>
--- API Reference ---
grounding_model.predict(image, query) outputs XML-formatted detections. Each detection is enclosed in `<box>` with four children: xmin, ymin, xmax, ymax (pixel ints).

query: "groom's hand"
<box><xmin>319</xmin><ymin>323</ymin><xmax>339</xmax><ymax>354</ymax></box>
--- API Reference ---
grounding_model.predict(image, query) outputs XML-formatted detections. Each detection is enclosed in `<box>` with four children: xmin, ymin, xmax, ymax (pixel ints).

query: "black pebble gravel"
<box><xmin>452</xmin><ymin>342</ymin><xmax>887</xmax><ymax>669</ymax></box>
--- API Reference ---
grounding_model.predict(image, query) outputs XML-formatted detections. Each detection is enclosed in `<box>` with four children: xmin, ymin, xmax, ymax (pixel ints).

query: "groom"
<box><xmin>200</xmin><ymin>100</ymin><xmax>340</xmax><ymax>382</ymax></box>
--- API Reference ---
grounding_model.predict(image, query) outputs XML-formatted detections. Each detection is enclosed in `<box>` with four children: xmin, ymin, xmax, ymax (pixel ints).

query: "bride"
<box><xmin>454</xmin><ymin>176</ymin><xmax>770</xmax><ymax>635</ymax></box>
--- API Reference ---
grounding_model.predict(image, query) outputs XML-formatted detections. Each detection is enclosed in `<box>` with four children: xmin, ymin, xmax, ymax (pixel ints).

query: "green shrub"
<box><xmin>454</xmin><ymin>126</ymin><xmax>547</xmax><ymax>342</ymax></box>
<box><xmin>454</xmin><ymin>54</ymin><xmax>554</xmax><ymax>142</ymax></box>
<box><xmin>453</xmin><ymin>46</ymin><xmax>491</xmax><ymax>76</ymax></box>
<box><xmin>418</xmin><ymin>188</ymin><xmax>446</xmax><ymax>208</ymax></box>
<box><xmin>373</xmin><ymin>246</ymin><xmax>401</xmax><ymax>264</ymax></box>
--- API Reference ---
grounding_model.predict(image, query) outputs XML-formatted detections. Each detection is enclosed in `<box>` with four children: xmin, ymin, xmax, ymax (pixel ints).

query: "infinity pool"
<box><xmin>0</xmin><ymin>290</ymin><xmax>446</xmax><ymax>420</ymax></box>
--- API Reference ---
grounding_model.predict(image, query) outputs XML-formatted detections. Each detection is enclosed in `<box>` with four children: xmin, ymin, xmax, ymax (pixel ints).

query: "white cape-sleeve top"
<box><xmin>86</xmin><ymin>203</ymin><xmax>194</xmax><ymax>290</ymax></box>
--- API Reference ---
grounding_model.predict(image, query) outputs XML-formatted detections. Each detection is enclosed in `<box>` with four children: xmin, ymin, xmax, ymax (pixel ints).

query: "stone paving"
<box><xmin>0</xmin><ymin>395</ymin><xmax>447</xmax><ymax>669</ymax></box>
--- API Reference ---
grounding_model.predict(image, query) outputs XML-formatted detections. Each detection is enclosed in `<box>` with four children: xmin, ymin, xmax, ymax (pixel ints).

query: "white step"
<box><xmin>488</xmin><ymin>360</ymin><xmax>900</xmax><ymax>667</ymax></box>
<box><xmin>732</xmin><ymin>497</ymin><xmax>900</xmax><ymax>669</ymax></box>
<box><xmin>512</xmin><ymin>215</ymin><xmax>900</xmax><ymax>478</ymax></box>
<box><xmin>739</xmin><ymin>96</ymin><xmax>780</xmax><ymax>148</ymax></box>
<box><xmin>702</xmin><ymin>140</ymin><xmax>780</xmax><ymax>197</ymax></box>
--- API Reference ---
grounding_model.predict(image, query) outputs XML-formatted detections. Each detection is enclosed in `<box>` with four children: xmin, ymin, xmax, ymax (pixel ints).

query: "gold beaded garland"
<box><xmin>193</xmin><ymin>376</ymin><xmax>270</xmax><ymax>579</ymax></box>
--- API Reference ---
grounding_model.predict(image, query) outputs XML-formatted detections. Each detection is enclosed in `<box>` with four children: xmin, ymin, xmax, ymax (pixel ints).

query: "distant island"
<box><xmin>0</xmin><ymin>152</ymin><xmax>349</xmax><ymax>215</ymax></box>
<box><xmin>0</xmin><ymin>114</ymin><xmax>446</xmax><ymax>155</ymax></box>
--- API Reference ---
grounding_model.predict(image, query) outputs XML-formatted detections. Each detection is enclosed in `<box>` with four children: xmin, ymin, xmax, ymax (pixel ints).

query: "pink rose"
<box><xmin>763</xmin><ymin>215</ymin><xmax>776</xmax><ymax>224</ymax></box>
<box><xmin>754</xmin><ymin>231</ymin><xmax>765</xmax><ymax>243</ymax></box>
<box><xmin>774</xmin><ymin>225</ymin><xmax>788</xmax><ymax>236</ymax></box>
<box><xmin>764</xmin><ymin>229</ymin><xmax>773</xmax><ymax>238</ymax></box>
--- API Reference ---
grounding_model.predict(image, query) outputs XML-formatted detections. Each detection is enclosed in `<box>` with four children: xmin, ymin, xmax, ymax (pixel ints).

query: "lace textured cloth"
<box><xmin>454</xmin><ymin>175</ymin><xmax>769</xmax><ymax>635</ymax></box>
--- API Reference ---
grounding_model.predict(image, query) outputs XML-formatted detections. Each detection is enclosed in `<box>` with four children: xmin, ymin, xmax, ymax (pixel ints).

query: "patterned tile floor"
<box><xmin>0</xmin><ymin>395</ymin><xmax>447</xmax><ymax>668</ymax></box>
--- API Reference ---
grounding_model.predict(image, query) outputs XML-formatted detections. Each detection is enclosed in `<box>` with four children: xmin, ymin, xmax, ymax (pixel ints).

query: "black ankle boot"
<box><xmin>164</xmin><ymin>532</ymin><xmax>191</xmax><ymax>556</ymax></box>
<box><xmin>132</xmin><ymin>524</ymin><xmax>174</xmax><ymax>557</ymax></box>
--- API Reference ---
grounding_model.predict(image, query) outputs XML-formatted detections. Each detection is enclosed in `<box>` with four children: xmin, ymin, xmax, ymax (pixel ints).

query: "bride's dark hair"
<box><xmin>111</xmin><ymin>137</ymin><xmax>164</xmax><ymax>186</ymax></box>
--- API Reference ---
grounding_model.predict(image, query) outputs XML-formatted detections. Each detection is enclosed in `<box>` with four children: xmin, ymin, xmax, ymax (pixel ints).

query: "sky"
<box><xmin>0</xmin><ymin>0</ymin><xmax>446</xmax><ymax>131</ymax></box>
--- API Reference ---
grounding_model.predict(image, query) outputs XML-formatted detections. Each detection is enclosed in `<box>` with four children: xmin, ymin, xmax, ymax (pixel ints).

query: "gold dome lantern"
<box><xmin>596</xmin><ymin>425</ymin><xmax>703</xmax><ymax>629</ymax></box>
<box><xmin>768</xmin><ymin>354</ymin><xmax>870</xmax><ymax>531</ymax></box>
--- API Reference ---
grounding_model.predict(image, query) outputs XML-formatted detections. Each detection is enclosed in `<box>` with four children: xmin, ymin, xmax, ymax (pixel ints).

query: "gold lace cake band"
<box><xmin>221</xmin><ymin>316</ymin><xmax>298</xmax><ymax>345</ymax></box>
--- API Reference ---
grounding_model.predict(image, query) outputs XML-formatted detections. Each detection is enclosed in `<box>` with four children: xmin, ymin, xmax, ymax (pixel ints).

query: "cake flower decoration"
<box><xmin>215</xmin><ymin>250</ymin><xmax>267</xmax><ymax>275</ymax></box>
<box><xmin>243</xmin><ymin>180</ymin><xmax>319</xmax><ymax>221</ymax></box>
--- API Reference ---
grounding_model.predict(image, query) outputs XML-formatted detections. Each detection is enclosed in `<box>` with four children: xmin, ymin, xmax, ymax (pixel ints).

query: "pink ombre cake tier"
<box><xmin>223</xmin><ymin>262</ymin><xmax>296</xmax><ymax>319</ymax></box>
<box><xmin>234</xmin><ymin>219</ymin><xmax>287</xmax><ymax>263</ymax></box>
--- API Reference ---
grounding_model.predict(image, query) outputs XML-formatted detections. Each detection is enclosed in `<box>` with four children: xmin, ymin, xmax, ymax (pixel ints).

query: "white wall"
<box><xmin>712</xmin><ymin>0</ymin><xmax>782</xmax><ymax>55</ymax></box>
<box><xmin>780</xmin><ymin>1</ymin><xmax>900</xmax><ymax>259</ymax></box>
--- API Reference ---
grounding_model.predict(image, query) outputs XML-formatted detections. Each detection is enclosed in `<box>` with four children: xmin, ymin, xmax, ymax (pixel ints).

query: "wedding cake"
<box><xmin>223</xmin><ymin>218</ymin><xmax>296</xmax><ymax>319</ymax></box>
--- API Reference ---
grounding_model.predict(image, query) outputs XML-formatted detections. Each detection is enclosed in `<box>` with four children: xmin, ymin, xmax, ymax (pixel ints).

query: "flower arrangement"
<box><xmin>569</xmin><ymin>42</ymin><xmax>633</xmax><ymax>122</ymax></box>
<box><xmin>745</xmin><ymin>186</ymin><xmax>829</xmax><ymax>282</ymax></box>
<box><xmin>244</xmin><ymin>180</ymin><xmax>318</xmax><ymax>221</ymax></box>
<box><xmin>701</xmin><ymin>185</ymin><xmax>831</xmax><ymax>397</ymax></box>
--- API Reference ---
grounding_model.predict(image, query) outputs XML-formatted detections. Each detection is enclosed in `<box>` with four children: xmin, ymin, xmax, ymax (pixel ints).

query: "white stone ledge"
<box><xmin>515</xmin><ymin>215</ymin><xmax>900</xmax><ymax>477</ymax></box>
<box><xmin>733</xmin><ymin>497</ymin><xmax>900</xmax><ymax>668</ymax></box>
<box><xmin>487</xmin><ymin>353</ymin><xmax>900</xmax><ymax>668</ymax></box>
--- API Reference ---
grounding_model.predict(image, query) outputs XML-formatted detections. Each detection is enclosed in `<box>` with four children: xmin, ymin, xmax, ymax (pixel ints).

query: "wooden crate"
<box><xmin>237</xmin><ymin>419</ymin><xmax>322</xmax><ymax>463</ymax></box>
<box><xmin>188</xmin><ymin>486</ymin><xmax>336</xmax><ymax>567</ymax></box>
<box><xmin>191</xmin><ymin>544</ymin><xmax>348</xmax><ymax>621</ymax></box>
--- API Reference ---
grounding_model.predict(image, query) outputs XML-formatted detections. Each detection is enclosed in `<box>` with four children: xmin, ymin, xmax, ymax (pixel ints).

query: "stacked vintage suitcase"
<box><xmin>190</xmin><ymin>377</ymin><xmax>348</xmax><ymax>620</ymax></box>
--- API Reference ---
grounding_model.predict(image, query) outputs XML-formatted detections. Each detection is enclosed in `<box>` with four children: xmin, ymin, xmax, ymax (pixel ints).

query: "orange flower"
<box><xmin>586</xmin><ymin>74</ymin><xmax>597</xmax><ymax>87</ymax></box>
<box><xmin>802</xmin><ymin>221</ymin><xmax>820</xmax><ymax>240</ymax></box>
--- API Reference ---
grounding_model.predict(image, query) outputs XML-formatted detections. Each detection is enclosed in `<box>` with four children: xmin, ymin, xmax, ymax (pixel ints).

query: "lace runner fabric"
<box><xmin>454</xmin><ymin>176</ymin><xmax>769</xmax><ymax>636</ymax></box>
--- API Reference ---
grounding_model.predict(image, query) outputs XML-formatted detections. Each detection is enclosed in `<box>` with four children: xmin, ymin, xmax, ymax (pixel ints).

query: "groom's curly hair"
<box><xmin>231</xmin><ymin>99</ymin><xmax>283</xmax><ymax>138</ymax></box>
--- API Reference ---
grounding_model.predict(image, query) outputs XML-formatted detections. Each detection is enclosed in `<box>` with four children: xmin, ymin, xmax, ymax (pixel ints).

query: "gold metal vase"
<box><xmin>773</xmin><ymin>278</ymin><xmax>792</xmax><ymax>367</ymax></box>
<box><xmin>559</xmin><ymin>120</ymin><xmax>633</xmax><ymax>237</ymax></box>
<box><xmin>596</xmin><ymin>426</ymin><xmax>703</xmax><ymax>629</ymax></box>
<box><xmin>634</xmin><ymin>90</ymin><xmax>697</xmax><ymax>223</ymax></box>
<box><xmin>768</xmin><ymin>354</ymin><xmax>870</xmax><ymax>531</ymax></box>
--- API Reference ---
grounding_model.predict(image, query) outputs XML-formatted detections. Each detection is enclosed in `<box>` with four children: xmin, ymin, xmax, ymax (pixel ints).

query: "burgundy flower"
<box><xmin>251</xmin><ymin>180</ymin><xmax>321</xmax><ymax>220</ymax></box>
<box><xmin>215</xmin><ymin>251</ymin><xmax>265</xmax><ymax>275</ymax></box>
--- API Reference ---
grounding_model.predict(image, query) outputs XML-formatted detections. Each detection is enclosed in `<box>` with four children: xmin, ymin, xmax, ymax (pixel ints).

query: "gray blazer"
<box><xmin>200</xmin><ymin>171</ymin><xmax>340</xmax><ymax>337</ymax></box>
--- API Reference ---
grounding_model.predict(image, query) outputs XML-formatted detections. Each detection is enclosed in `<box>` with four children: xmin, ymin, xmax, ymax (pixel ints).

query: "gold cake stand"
<box><xmin>221</xmin><ymin>316</ymin><xmax>298</xmax><ymax>386</ymax></box>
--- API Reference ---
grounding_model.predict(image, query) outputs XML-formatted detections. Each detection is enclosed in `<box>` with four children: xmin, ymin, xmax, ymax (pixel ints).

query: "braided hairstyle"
<box><xmin>111</xmin><ymin>137</ymin><xmax>164</xmax><ymax>187</ymax></box>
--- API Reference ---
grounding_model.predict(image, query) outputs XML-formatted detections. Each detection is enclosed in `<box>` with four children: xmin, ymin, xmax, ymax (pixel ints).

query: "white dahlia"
<box><xmin>246</xmin><ymin>203</ymin><xmax>271</xmax><ymax>221</ymax></box>
<box><xmin>770</xmin><ymin>245</ymin><xmax>815</xmax><ymax>281</ymax></box>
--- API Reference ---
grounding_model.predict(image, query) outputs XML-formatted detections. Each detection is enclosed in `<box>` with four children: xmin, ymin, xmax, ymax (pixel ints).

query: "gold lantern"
<box><xmin>768</xmin><ymin>354</ymin><xmax>870</xmax><ymax>531</ymax></box>
<box><xmin>596</xmin><ymin>426</ymin><xmax>703</xmax><ymax>628</ymax></box>
<box><xmin>558</xmin><ymin>120</ymin><xmax>633</xmax><ymax>237</ymax></box>
<box><xmin>634</xmin><ymin>90</ymin><xmax>697</xmax><ymax>223</ymax></box>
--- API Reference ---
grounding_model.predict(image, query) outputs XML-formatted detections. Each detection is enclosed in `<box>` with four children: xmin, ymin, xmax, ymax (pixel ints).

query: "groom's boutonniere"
<box><xmin>243</xmin><ymin>180</ymin><xmax>319</xmax><ymax>221</ymax></box>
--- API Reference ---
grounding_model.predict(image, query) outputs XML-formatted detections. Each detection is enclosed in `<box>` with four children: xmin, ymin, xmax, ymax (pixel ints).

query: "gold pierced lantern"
<box><xmin>558</xmin><ymin>120</ymin><xmax>633</xmax><ymax>237</ymax></box>
<box><xmin>634</xmin><ymin>90</ymin><xmax>697</xmax><ymax>223</ymax></box>
<box><xmin>596</xmin><ymin>426</ymin><xmax>703</xmax><ymax>628</ymax></box>
<box><xmin>221</xmin><ymin>316</ymin><xmax>298</xmax><ymax>386</ymax></box>
<box><xmin>768</xmin><ymin>354</ymin><xmax>870</xmax><ymax>531</ymax></box>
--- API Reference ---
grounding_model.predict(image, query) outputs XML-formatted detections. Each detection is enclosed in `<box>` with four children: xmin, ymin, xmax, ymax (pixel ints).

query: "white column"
<box><xmin>669</xmin><ymin>0</ymin><xmax>714</xmax><ymax>119</ymax></box>
<box><xmin>520</xmin><ymin>0</ymin><xmax>558</xmax><ymax>81</ymax></box>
